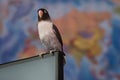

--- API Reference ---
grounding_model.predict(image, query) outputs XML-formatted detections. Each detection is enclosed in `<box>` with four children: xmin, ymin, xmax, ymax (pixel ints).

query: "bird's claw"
<box><xmin>38</xmin><ymin>52</ymin><xmax>48</xmax><ymax>58</ymax></box>
<box><xmin>49</xmin><ymin>49</ymin><xmax>57</xmax><ymax>55</ymax></box>
<box><xmin>38</xmin><ymin>50</ymin><xmax>59</xmax><ymax>57</ymax></box>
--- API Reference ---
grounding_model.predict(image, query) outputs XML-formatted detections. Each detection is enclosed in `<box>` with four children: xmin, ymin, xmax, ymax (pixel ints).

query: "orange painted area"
<box><xmin>54</xmin><ymin>8</ymin><xmax>109</xmax><ymax>64</ymax></box>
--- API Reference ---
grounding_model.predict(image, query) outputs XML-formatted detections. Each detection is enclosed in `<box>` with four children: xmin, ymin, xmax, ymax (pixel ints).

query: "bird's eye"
<box><xmin>44</xmin><ymin>10</ymin><xmax>47</xmax><ymax>13</ymax></box>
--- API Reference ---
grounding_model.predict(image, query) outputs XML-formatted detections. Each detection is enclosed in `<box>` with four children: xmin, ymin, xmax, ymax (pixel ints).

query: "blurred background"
<box><xmin>0</xmin><ymin>0</ymin><xmax>120</xmax><ymax>80</ymax></box>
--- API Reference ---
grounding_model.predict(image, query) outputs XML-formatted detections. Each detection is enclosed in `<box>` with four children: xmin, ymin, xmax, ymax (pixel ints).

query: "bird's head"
<box><xmin>37</xmin><ymin>8</ymin><xmax>51</xmax><ymax>21</ymax></box>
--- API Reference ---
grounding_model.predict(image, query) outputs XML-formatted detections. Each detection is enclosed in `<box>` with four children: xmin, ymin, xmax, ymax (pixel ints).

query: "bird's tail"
<box><xmin>60</xmin><ymin>51</ymin><xmax>66</xmax><ymax>65</ymax></box>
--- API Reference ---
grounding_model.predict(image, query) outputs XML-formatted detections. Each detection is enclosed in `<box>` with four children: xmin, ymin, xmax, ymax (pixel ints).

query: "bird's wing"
<box><xmin>52</xmin><ymin>24</ymin><xmax>66</xmax><ymax>56</ymax></box>
<box><xmin>52</xmin><ymin>24</ymin><xmax>63</xmax><ymax>47</ymax></box>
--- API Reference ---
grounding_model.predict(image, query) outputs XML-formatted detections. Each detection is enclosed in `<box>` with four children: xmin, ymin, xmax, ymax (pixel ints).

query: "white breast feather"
<box><xmin>38</xmin><ymin>21</ymin><xmax>62</xmax><ymax>51</ymax></box>
<box><xmin>38</xmin><ymin>21</ymin><xmax>53</xmax><ymax>39</ymax></box>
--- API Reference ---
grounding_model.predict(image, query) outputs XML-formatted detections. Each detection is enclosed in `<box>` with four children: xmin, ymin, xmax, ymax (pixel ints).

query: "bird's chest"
<box><xmin>38</xmin><ymin>22</ymin><xmax>54</xmax><ymax>39</ymax></box>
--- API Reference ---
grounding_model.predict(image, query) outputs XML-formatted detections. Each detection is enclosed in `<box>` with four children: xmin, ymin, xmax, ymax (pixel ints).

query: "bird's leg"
<box><xmin>49</xmin><ymin>49</ymin><xmax>58</xmax><ymax>55</ymax></box>
<box><xmin>38</xmin><ymin>51</ymin><xmax>49</xmax><ymax>57</ymax></box>
<box><xmin>38</xmin><ymin>52</ymin><xmax>45</xmax><ymax>57</ymax></box>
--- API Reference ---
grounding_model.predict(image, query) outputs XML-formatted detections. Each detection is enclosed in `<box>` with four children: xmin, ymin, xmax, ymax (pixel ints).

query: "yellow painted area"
<box><xmin>70</xmin><ymin>29</ymin><xmax>103</xmax><ymax>64</ymax></box>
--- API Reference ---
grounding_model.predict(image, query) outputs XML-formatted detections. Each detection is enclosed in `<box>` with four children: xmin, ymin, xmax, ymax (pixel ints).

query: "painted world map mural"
<box><xmin>0</xmin><ymin>0</ymin><xmax>120</xmax><ymax>80</ymax></box>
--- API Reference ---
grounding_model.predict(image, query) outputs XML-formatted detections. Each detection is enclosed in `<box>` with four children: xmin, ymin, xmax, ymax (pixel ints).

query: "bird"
<box><xmin>37</xmin><ymin>8</ymin><xmax>65</xmax><ymax>63</ymax></box>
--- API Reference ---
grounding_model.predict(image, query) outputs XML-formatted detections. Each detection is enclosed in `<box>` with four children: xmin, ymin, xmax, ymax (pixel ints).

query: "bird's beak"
<box><xmin>38</xmin><ymin>10</ymin><xmax>43</xmax><ymax>18</ymax></box>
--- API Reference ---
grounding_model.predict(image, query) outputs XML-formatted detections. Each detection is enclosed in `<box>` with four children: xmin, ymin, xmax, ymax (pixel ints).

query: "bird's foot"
<box><xmin>38</xmin><ymin>50</ymin><xmax>59</xmax><ymax>57</ymax></box>
<box><xmin>38</xmin><ymin>52</ymin><xmax>49</xmax><ymax>57</ymax></box>
<box><xmin>49</xmin><ymin>49</ymin><xmax>58</xmax><ymax>55</ymax></box>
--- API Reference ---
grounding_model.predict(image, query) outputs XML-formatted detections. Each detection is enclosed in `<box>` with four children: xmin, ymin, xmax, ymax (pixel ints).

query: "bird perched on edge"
<box><xmin>37</xmin><ymin>8</ymin><xmax>65</xmax><ymax>64</ymax></box>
